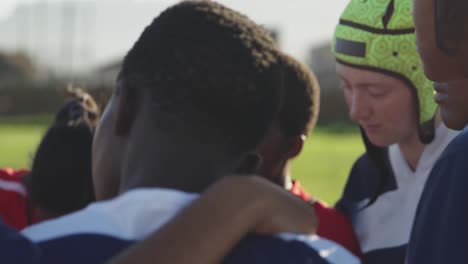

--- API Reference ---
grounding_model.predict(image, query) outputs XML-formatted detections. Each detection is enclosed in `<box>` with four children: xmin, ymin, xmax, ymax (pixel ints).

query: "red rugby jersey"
<box><xmin>289</xmin><ymin>180</ymin><xmax>362</xmax><ymax>258</ymax></box>
<box><xmin>0</xmin><ymin>168</ymin><xmax>34</xmax><ymax>230</ymax></box>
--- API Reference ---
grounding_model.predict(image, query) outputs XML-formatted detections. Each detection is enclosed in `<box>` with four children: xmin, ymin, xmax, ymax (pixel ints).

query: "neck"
<box><xmin>261</xmin><ymin>160</ymin><xmax>292</xmax><ymax>188</ymax></box>
<box><xmin>398</xmin><ymin>134</ymin><xmax>424</xmax><ymax>171</ymax></box>
<box><xmin>121</xmin><ymin>152</ymin><xmax>235</xmax><ymax>194</ymax></box>
<box><xmin>120</xmin><ymin>133</ymin><xmax>238</xmax><ymax>194</ymax></box>
<box><xmin>283</xmin><ymin>162</ymin><xmax>293</xmax><ymax>189</ymax></box>
<box><xmin>398</xmin><ymin>112</ymin><xmax>442</xmax><ymax>171</ymax></box>
<box><xmin>34</xmin><ymin>207</ymin><xmax>66</xmax><ymax>223</ymax></box>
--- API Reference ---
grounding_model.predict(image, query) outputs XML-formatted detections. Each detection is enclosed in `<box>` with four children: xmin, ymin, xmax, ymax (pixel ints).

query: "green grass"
<box><xmin>291</xmin><ymin>131</ymin><xmax>364</xmax><ymax>204</ymax></box>
<box><xmin>0</xmin><ymin>115</ymin><xmax>52</xmax><ymax>169</ymax></box>
<box><xmin>0</xmin><ymin>116</ymin><xmax>364</xmax><ymax>205</ymax></box>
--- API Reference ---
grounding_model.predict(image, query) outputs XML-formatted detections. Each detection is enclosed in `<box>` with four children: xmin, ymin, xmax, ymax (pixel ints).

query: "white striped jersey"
<box><xmin>22</xmin><ymin>188</ymin><xmax>360</xmax><ymax>264</ymax></box>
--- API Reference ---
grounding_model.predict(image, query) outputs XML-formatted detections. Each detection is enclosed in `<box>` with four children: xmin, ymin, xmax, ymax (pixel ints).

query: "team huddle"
<box><xmin>1</xmin><ymin>0</ymin><xmax>468</xmax><ymax>263</ymax></box>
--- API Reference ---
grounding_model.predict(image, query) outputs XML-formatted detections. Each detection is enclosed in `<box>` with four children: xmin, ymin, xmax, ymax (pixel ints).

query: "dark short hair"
<box><xmin>26</xmin><ymin>92</ymin><xmax>99</xmax><ymax>214</ymax></box>
<box><xmin>434</xmin><ymin>0</ymin><xmax>468</xmax><ymax>55</ymax></box>
<box><xmin>278</xmin><ymin>54</ymin><xmax>320</xmax><ymax>137</ymax></box>
<box><xmin>27</xmin><ymin>125</ymin><xmax>95</xmax><ymax>214</ymax></box>
<box><xmin>120</xmin><ymin>0</ymin><xmax>283</xmax><ymax>154</ymax></box>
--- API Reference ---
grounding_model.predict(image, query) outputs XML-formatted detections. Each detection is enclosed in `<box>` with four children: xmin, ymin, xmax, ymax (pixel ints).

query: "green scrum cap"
<box><xmin>332</xmin><ymin>0</ymin><xmax>437</xmax><ymax>143</ymax></box>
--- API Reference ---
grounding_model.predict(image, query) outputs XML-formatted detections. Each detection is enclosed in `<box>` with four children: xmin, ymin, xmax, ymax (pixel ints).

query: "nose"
<box><xmin>348</xmin><ymin>92</ymin><xmax>371</xmax><ymax>122</ymax></box>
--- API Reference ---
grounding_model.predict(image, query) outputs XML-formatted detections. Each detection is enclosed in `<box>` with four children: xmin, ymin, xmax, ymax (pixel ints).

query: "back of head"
<box><xmin>120</xmin><ymin>0</ymin><xmax>283</xmax><ymax>155</ymax></box>
<box><xmin>278</xmin><ymin>53</ymin><xmax>320</xmax><ymax>138</ymax></box>
<box><xmin>28</xmin><ymin>125</ymin><xmax>95</xmax><ymax>218</ymax></box>
<box><xmin>26</xmin><ymin>90</ymin><xmax>99</xmax><ymax>220</ymax></box>
<box><xmin>254</xmin><ymin>54</ymin><xmax>319</xmax><ymax>186</ymax></box>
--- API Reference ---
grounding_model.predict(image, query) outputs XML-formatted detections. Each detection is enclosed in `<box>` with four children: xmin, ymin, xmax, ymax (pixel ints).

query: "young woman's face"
<box><xmin>337</xmin><ymin>63</ymin><xmax>418</xmax><ymax>147</ymax></box>
<box><xmin>413</xmin><ymin>0</ymin><xmax>468</xmax><ymax>130</ymax></box>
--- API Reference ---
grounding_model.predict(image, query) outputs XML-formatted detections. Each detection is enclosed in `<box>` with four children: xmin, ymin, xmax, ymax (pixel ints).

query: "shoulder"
<box><xmin>408</xmin><ymin>132</ymin><xmax>468</xmax><ymax>263</ymax></box>
<box><xmin>0</xmin><ymin>168</ymin><xmax>29</xmax><ymax>179</ymax></box>
<box><xmin>437</xmin><ymin>131</ymin><xmax>468</xmax><ymax>163</ymax></box>
<box><xmin>37</xmin><ymin>234</ymin><xmax>133</xmax><ymax>264</ymax></box>
<box><xmin>224</xmin><ymin>233</ymin><xmax>360</xmax><ymax>264</ymax></box>
<box><xmin>348</xmin><ymin>153</ymin><xmax>388</xmax><ymax>185</ymax></box>
<box><xmin>22</xmin><ymin>208</ymin><xmax>134</xmax><ymax>263</ymax></box>
<box><xmin>0</xmin><ymin>168</ymin><xmax>31</xmax><ymax>230</ymax></box>
<box><xmin>418</xmin><ymin>131</ymin><xmax>468</xmax><ymax>204</ymax></box>
<box><xmin>348</xmin><ymin>153</ymin><xmax>383</xmax><ymax>194</ymax></box>
<box><xmin>336</xmin><ymin>152</ymin><xmax>394</xmax><ymax>213</ymax></box>
<box><xmin>314</xmin><ymin>201</ymin><xmax>362</xmax><ymax>258</ymax></box>
<box><xmin>0</xmin><ymin>168</ymin><xmax>28</xmax><ymax>195</ymax></box>
<box><xmin>0</xmin><ymin>222</ymin><xmax>43</xmax><ymax>264</ymax></box>
<box><xmin>314</xmin><ymin>200</ymin><xmax>349</xmax><ymax>227</ymax></box>
<box><xmin>425</xmin><ymin>131</ymin><xmax>468</xmax><ymax>185</ymax></box>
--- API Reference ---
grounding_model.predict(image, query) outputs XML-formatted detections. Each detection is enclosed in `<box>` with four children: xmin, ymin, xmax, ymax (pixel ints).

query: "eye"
<box><xmin>368</xmin><ymin>86</ymin><xmax>390</xmax><ymax>98</ymax></box>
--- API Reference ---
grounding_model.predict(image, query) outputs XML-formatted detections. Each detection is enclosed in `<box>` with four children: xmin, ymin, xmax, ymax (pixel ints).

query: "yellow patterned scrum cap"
<box><xmin>332</xmin><ymin>0</ymin><xmax>437</xmax><ymax>143</ymax></box>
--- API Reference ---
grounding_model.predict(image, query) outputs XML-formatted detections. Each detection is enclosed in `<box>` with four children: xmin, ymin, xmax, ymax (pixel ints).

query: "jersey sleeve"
<box><xmin>0</xmin><ymin>168</ymin><xmax>33</xmax><ymax>230</ymax></box>
<box><xmin>335</xmin><ymin>153</ymin><xmax>396</xmax><ymax>215</ymax></box>
<box><xmin>0</xmin><ymin>221</ymin><xmax>43</xmax><ymax>264</ymax></box>
<box><xmin>407</xmin><ymin>140</ymin><xmax>468</xmax><ymax>264</ymax></box>
<box><xmin>314</xmin><ymin>201</ymin><xmax>362</xmax><ymax>258</ymax></box>
<box><xmin>223</xmin><ymin>234</ymin><xmax>360</xmax><ymax>264</ymax></box>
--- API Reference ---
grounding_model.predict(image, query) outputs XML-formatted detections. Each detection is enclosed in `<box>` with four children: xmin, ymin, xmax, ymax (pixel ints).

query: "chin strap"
<box><xmin>359</xmin><ymin>127</ymin><xmax>391</xmax><ymax>210</ymax></box>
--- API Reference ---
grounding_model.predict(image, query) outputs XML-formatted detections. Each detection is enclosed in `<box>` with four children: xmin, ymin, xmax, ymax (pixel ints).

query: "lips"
<box><xmin>433</xmin><ymin>83</ymin><xmax>448</xmax><ymax>104</ymax></box>
<box><xmin>363</xmin><ymin>124</ymin><xmax>381</xmax><ymax>134</ymax></box>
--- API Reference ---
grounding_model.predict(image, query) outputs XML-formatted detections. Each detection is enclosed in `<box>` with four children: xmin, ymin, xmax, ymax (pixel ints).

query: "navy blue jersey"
<box><xmin>34</xmin><ymin>233</ymin><xmax>329</xmax><ymax>264</ymax></box>
<box><xmin>407</xmin><ymin>129</ymin><xmax>468</xmax><ymax>264</ymax></box>
<box><xmin>23</xmin><ymin>188</ymin><xmax>359</xmax><ymax>264</ymax></box>
<box><xmin>4</xmin><ymin>204</ymin><xmax>327</xmax><ymax>264</ymax></box>
<box><xmin>337</xmin><ymin>124</ymin><xmax>458</xmax><ymax>264</ymax></box>
<box><xmin>336</xmin><ymin>152</ymin><xmax>404</xmax><ymax>264</ymax></box>
<box><xmin>0</xmin><ymin>222</ymin><xmax>43</xmax><ymax>264</ymax></box>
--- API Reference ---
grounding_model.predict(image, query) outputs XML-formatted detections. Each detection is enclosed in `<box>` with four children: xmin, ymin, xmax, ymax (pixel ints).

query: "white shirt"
<box><xmin>23</xmin><ymin>188</ymin><xmax>359</xmax><ymax>264</ymax></box>
<box><xmin>354</xmin><ymin>123</ymin><xmax>459</xmax><ymax>253</ymax></box>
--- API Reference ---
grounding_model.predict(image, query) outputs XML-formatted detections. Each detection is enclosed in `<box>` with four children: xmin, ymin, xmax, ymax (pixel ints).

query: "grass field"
<box><xmin>0</xmin><ymin>116</ymin><xmax>364</xmax><ymax>204</ymax></box>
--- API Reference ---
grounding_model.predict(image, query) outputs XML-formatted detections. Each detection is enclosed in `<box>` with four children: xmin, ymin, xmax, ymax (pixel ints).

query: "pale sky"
<box><xmin>0</xmin><ymin>0</ymin><xmax>350</xmax><ymax>72</ymax></box>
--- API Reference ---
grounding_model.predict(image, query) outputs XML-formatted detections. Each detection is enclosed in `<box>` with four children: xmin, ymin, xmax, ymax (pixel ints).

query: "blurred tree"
<box><xmin>0</xmin><ymin>52</ymin><xmax>35</xmax><ymax>88</ymax></box>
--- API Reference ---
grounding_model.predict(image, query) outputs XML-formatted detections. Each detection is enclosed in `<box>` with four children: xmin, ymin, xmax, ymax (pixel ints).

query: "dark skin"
<box><xmin>33</xmin><ymin>207</ymin><xmax>63</xmax><ymax>223</ymax></box>
<box><xmin>93</xmin><ymin>82</ymin><xmax>318</xmax><ymax>264</ymax></box>
<box><xmin>93</xmin><ymin>82</ymin><xmax>258</xmax><ymax>194</ymax></box>
<box><xmin>91</xmin><ymin>85</ymin><xmax>126</xmax><ymax>201</ymax></box>
<box><xmin>92</xmin><ymin>53</ymin><xmax>313</xmax><ymax>197</ymax></box>
<box><xmin>432</xmin><ymin>79</ymin><xmax>468</xmax><ymax>130</ymax></box>
<box><xmin>412</xmin><ymin>0</ymin><xmax>468</xmax><ymax>82</ymax></box>
<box><xmin>93</xmin><ymin>85</ymin><xmax>317</xmax><ymax>263</ymax></box>
<box><xmin>255</xmin><ymin>53</ymin><xmax>318</xmax><ymax>189</ymax></box>
<box><xmin>413</xmin><ymin>0</ymin><xmax>468</xmax><ymax>130</ymax></box>
<box><xmin>256</xmin><ymin>123</ymin><xmax>305</xmax><ymax>188</ymax></box>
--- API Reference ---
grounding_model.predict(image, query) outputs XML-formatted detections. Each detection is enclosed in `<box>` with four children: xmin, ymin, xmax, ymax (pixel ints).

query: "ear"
<box><xmin>234</xmin><ymin>153</ymin><xmax>262</xmax><ymax>175</ymax></box>
<box><xmin>114</xmin><ymin>81</ymin><xmax>138</xmax><ymax>136</ymax></box>
<box><xmin>283</xmin><ymin>134</ymin><xmax>305</xmax><ymax>159</ymax></box>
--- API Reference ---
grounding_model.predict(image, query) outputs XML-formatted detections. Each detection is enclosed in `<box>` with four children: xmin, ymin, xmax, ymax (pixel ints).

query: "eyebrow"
<box><xmin>336</xmin><ymin>73</ymin><xmax>381</xmax><ymax>88</ymax></box>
